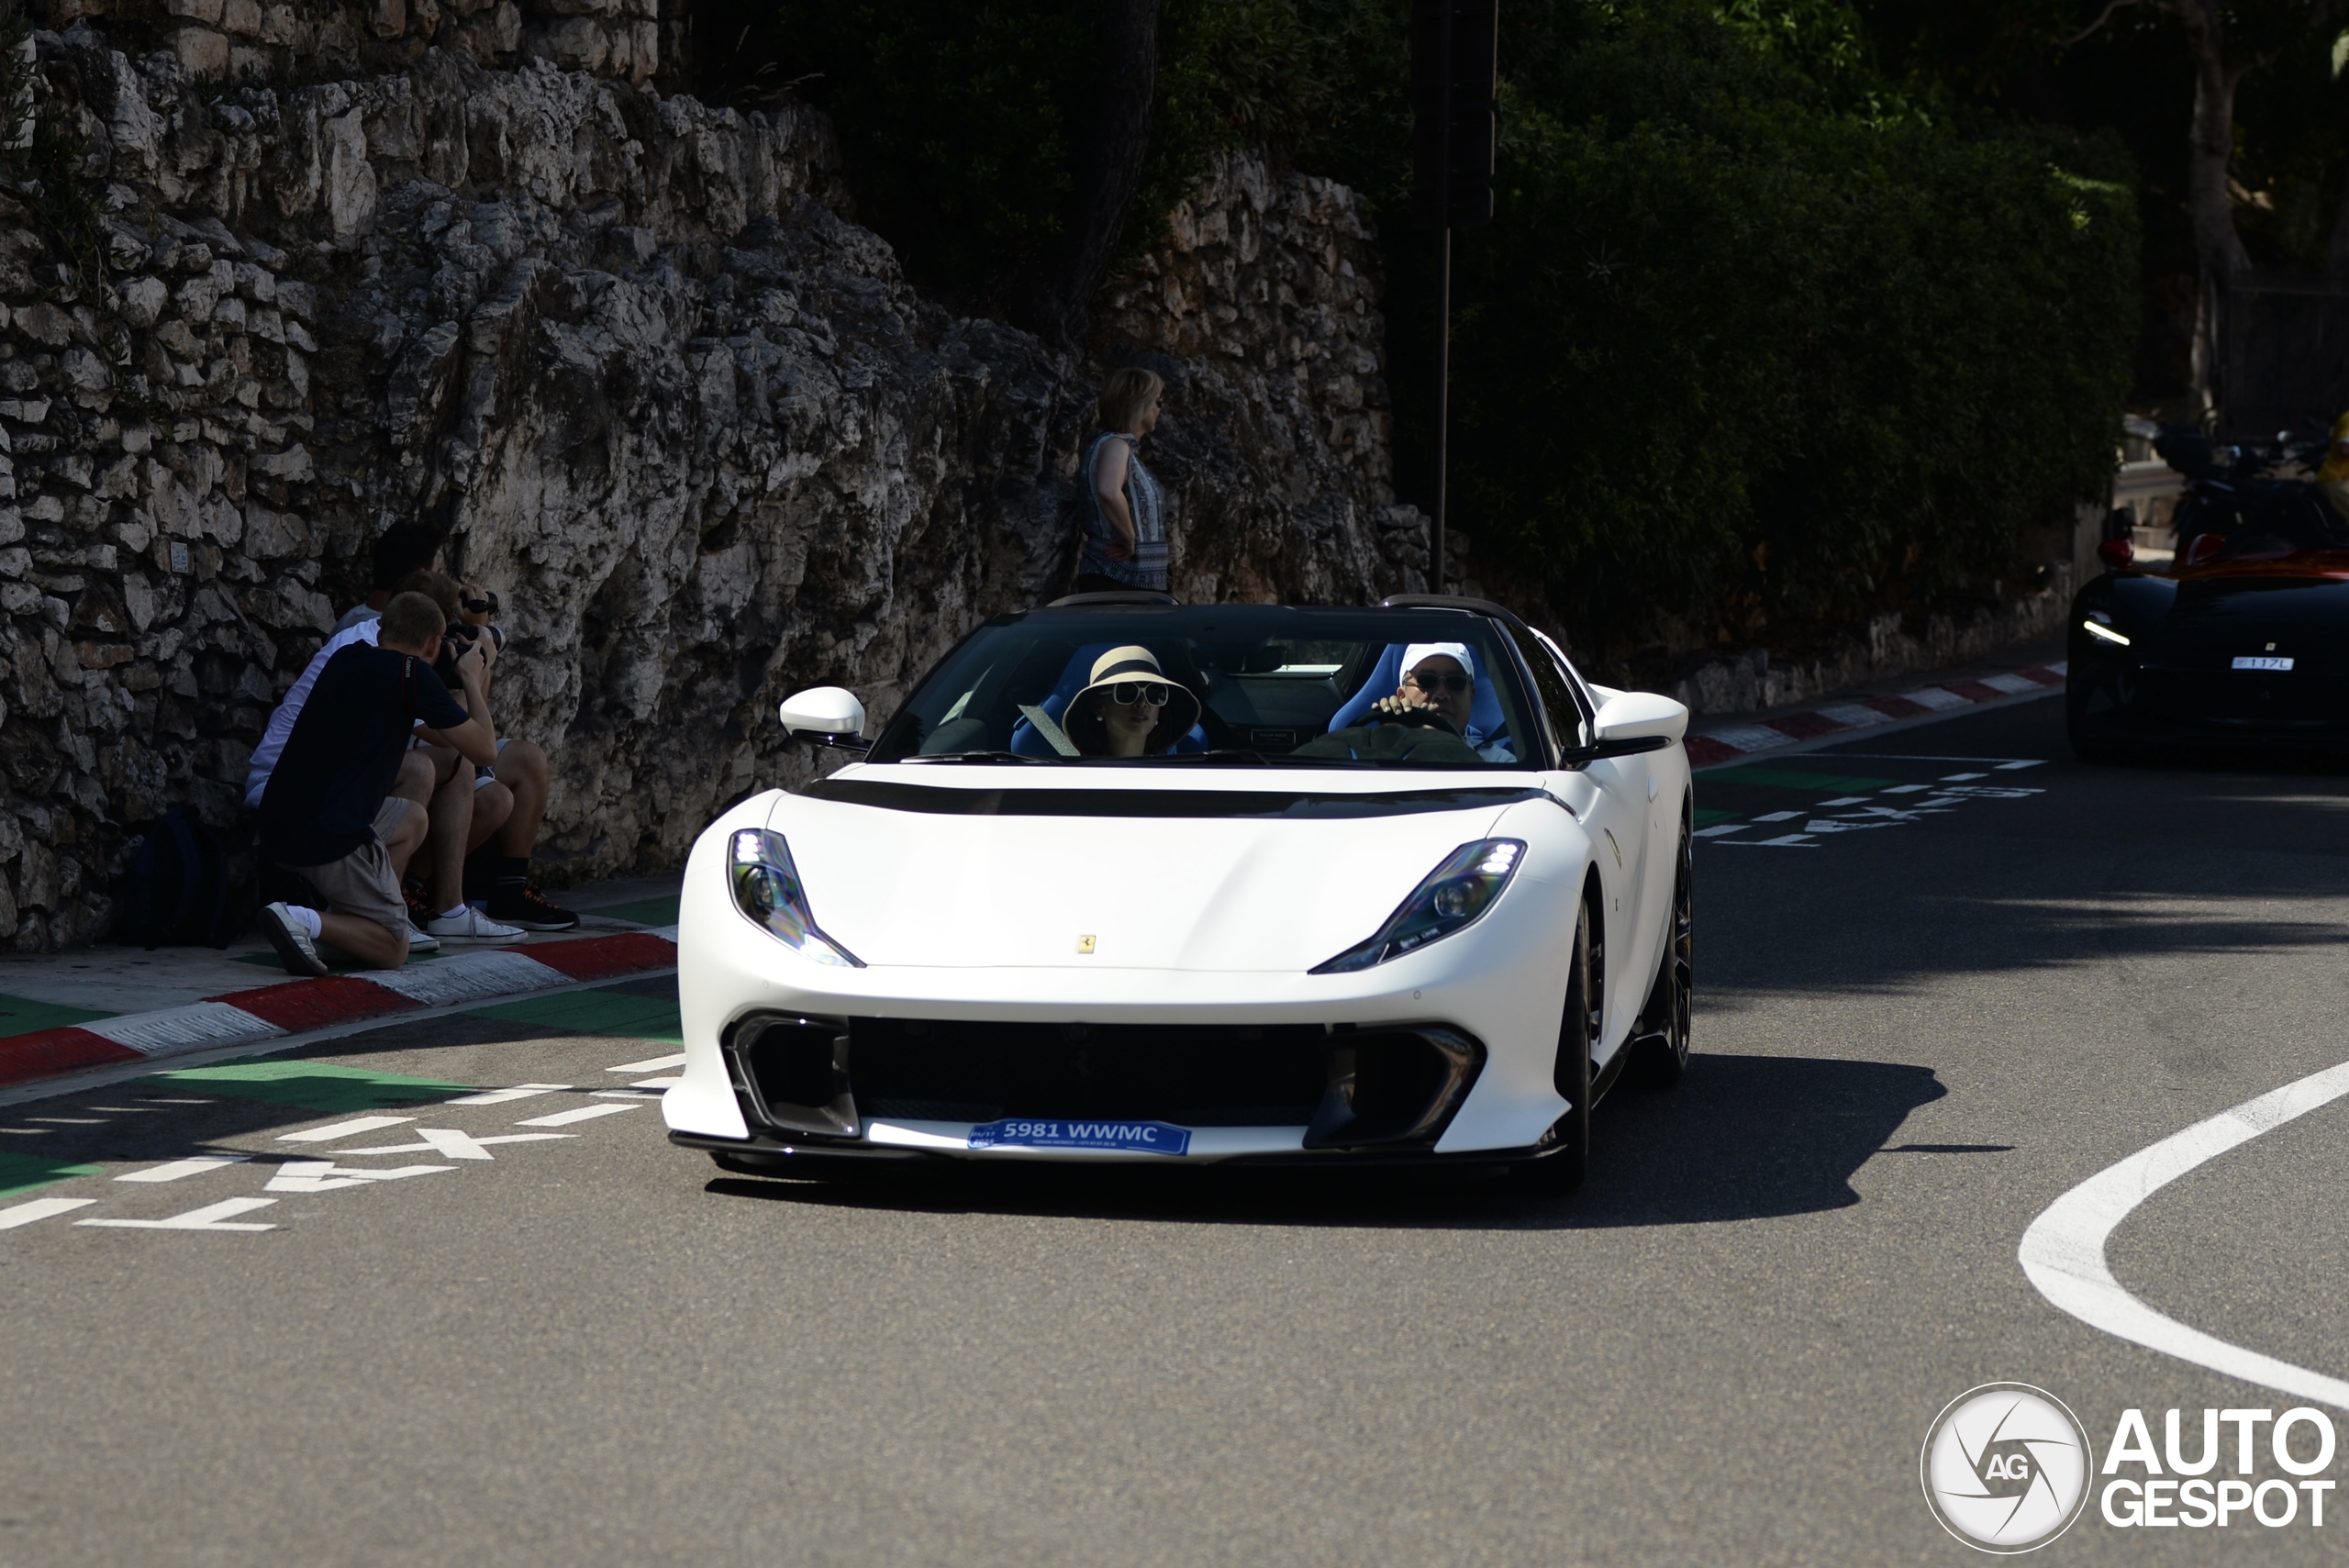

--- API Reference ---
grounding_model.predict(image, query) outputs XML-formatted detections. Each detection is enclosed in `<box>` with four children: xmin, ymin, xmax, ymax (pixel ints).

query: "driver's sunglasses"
<box><xmin>1408</xmin><ymin>670</ymin><xmax>1473</xmax><ymax>695</ymax></box>
<box><xmin>1109</xmin><ymin>681</ymin><xmax>1170</xmax><ymax>707</ymax></box>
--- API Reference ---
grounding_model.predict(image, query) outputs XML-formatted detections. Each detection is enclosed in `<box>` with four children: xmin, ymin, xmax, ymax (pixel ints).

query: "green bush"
<box><xmin>1422</xmin><ymin>3</ymin><xmax>2139</xmax><ymax>644</ymax></box>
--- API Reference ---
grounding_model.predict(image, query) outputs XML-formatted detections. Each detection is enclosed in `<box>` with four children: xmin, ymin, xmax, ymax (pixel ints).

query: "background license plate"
<box><xmin>966</xmin><ymin>1118</ymin><xmax>1192</xmax><ymax>1155</ymax></box>
<box><xmin>2232</xmin><ymin>656</ymin><xmax>2294</xmax><ymax>671</ymax></box>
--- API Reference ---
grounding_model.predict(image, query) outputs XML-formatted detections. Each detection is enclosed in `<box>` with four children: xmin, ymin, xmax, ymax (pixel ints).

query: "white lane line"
<box><xmin>445</xmin><ymin>1084</ymin><xmax>571</xmax><ymax>1106</ymax></box>
<box><xmin>1995</xmin><ymin>760</ymin><xmax>2046</xmax><ymax>770</ymax></box>
<box><xmin>2019</xmin><ymin>1057</ymin><xmax>2349</xmax><ymax>1410</ymax></box>
<box><xmin>328</xmin><ymin>1133</ymin><xmax>572</xmax><ymax>1158</ymax></box>
<box><xmin>0</xmin><ymin>1196</ymin><xmax>96</xmax><ymax>1229</ymax></box>
<box><xmin>117</xmin><ymin>1155</ymin><xmax>252</xmax><ymax>1184</ymax></box>
<box><xmin>517</xmin><ymin>1104</ymin><xmax>638</xmax><ymax>1128</ymax></box>
<box><xmin>79</xmin><ymin>1197</ymin><xmax>278</xmax><ymax>1232</ymax></box>
<box><xmin>590</xmin><ymin>1089</ymin><xmax>662</xmax><ymax>1100</ymax></box>
<box><xmin>1940</xmin><ymin>772</ymin><xmax>1989</xmax><ymax>782</ymax></box>
<box><xmin>607</xmin><ymin>1053</ymin><xmax>686</xmax><ymax>1074</ymax></box>
<box><xmin>278</xmin><ymin>1115</ymin><xmax>415</xmax><ymax>1143</ymax></box>
<box><xmin>265</xmin><ymin>1162</ymin><xmax>458</xmax><ymax>1193</ymax></box>
<box><xmin>1753</xmin><ymin>810</ymin><xmax>1802</xmax><ymax>823</ymax></box>
<box><xmin>1880</xmin><ymin>784</ymin><xmax>1933</xmax><ymax>794</ymax></box>
<box><xmin>1692</xmin><ymin>825</ymin><xmax>1745</xmax><ymax>839</ymax></box>
<box><xmin>1817</xmin><ymin>795</ymin><xmax>1870</xmax><ymax>806</ymax></box>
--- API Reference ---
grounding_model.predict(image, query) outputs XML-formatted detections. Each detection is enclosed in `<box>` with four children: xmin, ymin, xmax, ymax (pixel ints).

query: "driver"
<box><xmin>1371</xmin><ymin>642</ymin><xmax>1516</xmax><ymax>762</ymax></box>
<box><xmin>2320</xmin><ymin>411</ymin><xmax>2349</xmax><ymax>522</ymax></box>
<box><xmin>1063</xmin><ymin>646</ymin><xmax>1202</xmax><ymax>757</ymax></box>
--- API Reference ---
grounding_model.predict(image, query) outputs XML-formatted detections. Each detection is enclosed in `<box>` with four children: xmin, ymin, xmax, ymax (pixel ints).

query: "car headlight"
<box><xmin>1313</xmin><ymin>840</ymin><xmax>1524</xmax><ymax>974</ymax></box>
<box><xmin>2082</xmin><ymin>616</ymin><xmax>2131</xmax><ymax>647</ymax></box>
<box><xmin>729</xmin><ymin>828</ymin><xmax>863</xmax><ymax>967</ymax></box>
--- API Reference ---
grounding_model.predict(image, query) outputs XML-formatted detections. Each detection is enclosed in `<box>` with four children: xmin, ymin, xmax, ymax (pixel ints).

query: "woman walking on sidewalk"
<box><xmin>1071</xmin><ymin>367</ymin><xmax>1168</xmax><ymax>595</ymax></box>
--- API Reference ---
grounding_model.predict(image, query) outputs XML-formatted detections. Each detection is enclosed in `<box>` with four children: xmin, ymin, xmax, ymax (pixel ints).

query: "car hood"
<box><xmin>2113</xmin><ymin>569</ymin><xmax>2349</xmax><ymax>673</ymax></box>
<box><xmin>765</xmin><ymin>769</ymin><xmax>1541</xmax><ymax>971</ymax></box>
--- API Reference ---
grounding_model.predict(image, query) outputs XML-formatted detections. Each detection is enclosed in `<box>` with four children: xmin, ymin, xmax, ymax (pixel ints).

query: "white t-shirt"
<box><xmin>331</xmin><ymin>604</ymin><xmax>383</xmax><ymax>635</ymax></box>
<box><xmin>243</xmin><ymin>618</ymin><xmax>382</xmax><ymax>808</ymax></box>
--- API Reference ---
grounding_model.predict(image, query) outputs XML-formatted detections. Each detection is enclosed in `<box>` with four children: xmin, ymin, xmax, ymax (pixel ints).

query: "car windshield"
<box><xmin>865</xmin><ymin>607</ymin><xmax>1553</xmax><ymax>768</ymax></box>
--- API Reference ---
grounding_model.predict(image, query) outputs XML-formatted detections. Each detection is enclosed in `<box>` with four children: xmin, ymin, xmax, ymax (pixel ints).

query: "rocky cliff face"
<box><xmin>0</xmin><ymin>27</ymin><xmax>1424</xmax><ymax>948</ymax></box>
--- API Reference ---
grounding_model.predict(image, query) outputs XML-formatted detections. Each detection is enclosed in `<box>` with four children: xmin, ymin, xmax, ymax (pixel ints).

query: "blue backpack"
<box><xmin>119</xmin><ymin>806</ymin><xmax>248</xmax><ymax>949</ymax></box>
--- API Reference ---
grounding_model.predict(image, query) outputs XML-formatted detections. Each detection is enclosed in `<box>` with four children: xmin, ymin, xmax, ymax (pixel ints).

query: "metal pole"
<box><xmin>1433</xmin><ymin>227</ymin><xmax>1450</xmax><ymax>596</ymax></box>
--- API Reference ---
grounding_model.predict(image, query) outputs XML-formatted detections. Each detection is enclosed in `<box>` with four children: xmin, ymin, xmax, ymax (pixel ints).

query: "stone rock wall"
<box><xmin>0</xmin><ymin>32</ymin><xmax>1423</xmax><ymax>949</ymax></box>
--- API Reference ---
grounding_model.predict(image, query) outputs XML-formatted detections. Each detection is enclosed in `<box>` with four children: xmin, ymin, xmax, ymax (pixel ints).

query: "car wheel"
<box><xmin>1513</xmin><ymin>904</ymin><xmax>1596</xmax><ymax>1195</ymax></box>
<box><xmin>2065</xmin><ymin>673</ymin><xmax>2129</xmax><ymax>763</ymax></box>
<box><xmin>1629</xmin><ymin>816</ymin><xmax>1693</xmax><ymax>1089</ymax></box>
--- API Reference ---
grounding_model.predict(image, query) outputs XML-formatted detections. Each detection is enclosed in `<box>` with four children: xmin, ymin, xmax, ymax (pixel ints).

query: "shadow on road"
<box><xmin>699</xmin><ymin>1052</ymin><xmax>1945</xmax><ymax>1231</ymax></box>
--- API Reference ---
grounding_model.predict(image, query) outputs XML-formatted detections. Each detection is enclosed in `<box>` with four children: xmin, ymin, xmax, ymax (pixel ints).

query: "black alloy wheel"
<box><xmin>2065</xmin><ymin>669</ymin><xmax>2130</xmax><ymax>763</ymax></box>
<box><xmin>1630</xmin><ymin>813</ymin><xmax>1694</xmax><ymax>1089</ymax></box>
<box><xmin>1513</xmin><ymin>904</ymin><xmax>1597</xmax><ymax>1195</ymax></box>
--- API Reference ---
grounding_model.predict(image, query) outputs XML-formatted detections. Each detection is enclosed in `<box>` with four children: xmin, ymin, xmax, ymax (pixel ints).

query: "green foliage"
<box><xmin>1421</xmin><ymin>1</ymin><xmax>2137</xmax><ymax>643</ymax></box>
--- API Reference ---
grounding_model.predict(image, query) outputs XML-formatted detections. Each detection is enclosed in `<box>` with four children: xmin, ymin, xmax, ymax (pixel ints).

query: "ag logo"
<box><xmin>1920</xmin><ymin>1384</ymin><xmax>2093</xmax><ymax>1553</ymax></box>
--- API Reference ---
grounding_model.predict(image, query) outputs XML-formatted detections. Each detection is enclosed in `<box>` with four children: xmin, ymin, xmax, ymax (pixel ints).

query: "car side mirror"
<box><xmin>1562</xmin><ymin>691</ymin><xmax>1688</xmax><ymax>763</ymax></box>
<box><xmin>779</xmin><ymin>686</ymin><xmax>871</xmax><ymax>751</ymax></box>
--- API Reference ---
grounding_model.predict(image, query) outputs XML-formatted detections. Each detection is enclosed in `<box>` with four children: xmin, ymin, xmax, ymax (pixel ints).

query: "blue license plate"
<box><xmin>966</xmin><ymin>1118</ymin><xmax>1192</xmax><ymax>1156</ymax></box>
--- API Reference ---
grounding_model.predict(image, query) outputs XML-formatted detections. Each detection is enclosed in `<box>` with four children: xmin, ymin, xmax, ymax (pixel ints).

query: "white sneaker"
<box><xmin>406</xmin><ymin>924</ymin><xmax>441</xmax><ymax>954</ymax></box>
<box><xmin>422</xmin><ymin>906</ymin><xmax>525</xmax><ymax>943</ymax></box>
<box><xmin>259</xmin><ymin>901</ymin><xmax>328</xmax><ymax>977</ymax></box>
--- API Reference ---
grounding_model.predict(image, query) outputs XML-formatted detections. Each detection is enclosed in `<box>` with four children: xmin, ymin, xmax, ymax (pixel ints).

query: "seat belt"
<box><xmin>1017</xmin><ymin>704</ymin><xmax>1080</xmax><ymax>757</ymax></box>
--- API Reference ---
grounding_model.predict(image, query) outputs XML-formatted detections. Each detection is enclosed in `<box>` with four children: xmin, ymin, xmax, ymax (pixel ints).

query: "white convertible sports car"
<box><xmin>662</xmin><ymin>594</ymin><xmax>1694</xmax><ymax>1190</ymax></box>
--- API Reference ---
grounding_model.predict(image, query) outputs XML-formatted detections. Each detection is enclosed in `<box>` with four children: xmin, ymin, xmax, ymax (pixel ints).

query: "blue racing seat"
<box><xmin>1009</xmin><ymin>642</ymin><xmax>1208</xmax><ymax>756</ymax></box>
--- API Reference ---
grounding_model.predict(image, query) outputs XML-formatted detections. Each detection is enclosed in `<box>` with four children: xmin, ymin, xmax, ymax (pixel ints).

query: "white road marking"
<box><xmin>2020</xmin><ymin>1057</ymin><xmax>2349</xmax><ymax>1410</ymax></box>
<box><xmin>630</xmin><ymin>1076</ymin><xmax>682</xmax><ymax>1089</ymax></box>
<box><xmin>1940</xmin><ymin>772</ymin><xmax>1989</xmax><ymax>781</ymax></box>
<box><xmin>1753</xmin><ymin>810</ymin><xmax>1802</xmax><ymax>823</ymax></box>
<box><xmin>79</xmin><ymin>1197</ymin><xmax>278</xmax><ymax>1232</ymax></box>
<box><xmin>1713</xmin><ymin>833</ymin><xmax>1818</xmax><ymax>849</ymax></box>
<box><xmin>1817</xmin><ymin>795</ymin><xmax>1870</xmax><ymax>806</ymax></box>
<box><xmin>265</xmin><ymin>1162</ymin><xmax>458</xmax><ymax>1193</ymax></box>
<box><xmin>445</xmin><ymin>1084</ymin><xmax>571</xmax><ymax>1106</ymax></box>
<box><xmin>278</xmin><ymin>1116</ymin><xmax>416</xmax><ymax>1143</ymax></box>
<box><xmin>1880</xmin><ymin>784</ymin><xmax>1932</xmax><ymax>794</ymax></box>
<box><xmin>516</xmin><ymin>1104</ymin><xmax>638</xmax><ymax>1128</ymax></box>
<box><xmin>1693</xmin><ymin>825</ymin><xmax>1745</xmax><ymax>839</ymax></box>
<box><xmin>1995</xmin><ymin>760</ymin><xmax>2046</xmax><ymax>770</ymax></box>
<box><xmin>590</xmin><ymin>1089</ymin><xmax>662</xmax><ymax>1100</ymax></box>
<box><xmin>606</xmin><ymin>1053</ymin><xmax>686</xmax><ymax>1074</ymax></box>
<box><xmin>327</xmin><ymin>1133</ymin><xmax>572</xmax><ymax>1158</ymax></box>
<box><xmin>117</xmin><ymin>1155</ymin><xmax>252</xmax><ymax>1184</ymax></box>
<box><xmin>0</xmin><ymin>1196</ymin><xmax>96</xmax><ymax>1229</ymax></box>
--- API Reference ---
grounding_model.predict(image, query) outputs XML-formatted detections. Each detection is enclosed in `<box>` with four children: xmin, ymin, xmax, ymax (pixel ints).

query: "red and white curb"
<box><xmin>1685</xmin><ymin>663</ymin><xmax>2066</xmax><ymax>769</ymax></box>
<box><xmin>0</xmin><ymin>930</ymin><xmax>679</xmax><ymax>1092</ymax></box>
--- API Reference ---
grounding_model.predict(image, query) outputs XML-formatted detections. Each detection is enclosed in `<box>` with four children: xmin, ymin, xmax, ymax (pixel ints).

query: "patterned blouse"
<box><xmin>1076</xmin><ymin>432</ymin><xmax>1167</xmax><ymax>589</ymax></box>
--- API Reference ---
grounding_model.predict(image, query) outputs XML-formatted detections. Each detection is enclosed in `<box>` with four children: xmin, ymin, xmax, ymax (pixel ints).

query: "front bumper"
<box><xmin>2074</xmin><ymin>657</ymin><xmax>2349</xmax><ymax>749</ymax></box>
<box><xmin>662</xmin><ymin>809</ymin><xmax>1583</xmax><ymax>1162</ymax></box>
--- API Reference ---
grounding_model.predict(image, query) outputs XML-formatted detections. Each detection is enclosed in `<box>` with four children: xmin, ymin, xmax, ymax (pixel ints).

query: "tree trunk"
<box><xmin>2172</xmin><ymin>0</ymin><xmax>2246</xmax><ymax>423</ymax></box>
<box><xmin>1006</xmin><ymin>0</ymin><xmax>1159</xmax><ymax>351</ymax></box>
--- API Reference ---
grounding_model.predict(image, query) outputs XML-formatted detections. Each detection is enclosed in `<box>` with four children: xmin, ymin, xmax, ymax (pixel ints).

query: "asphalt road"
<box><xmin>5</xmin><ymin>693</ymin><xmax>2349</xmax><ymax>1565</ymax></box>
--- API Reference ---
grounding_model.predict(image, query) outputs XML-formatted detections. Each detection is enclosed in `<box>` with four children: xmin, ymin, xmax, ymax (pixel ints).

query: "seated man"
<box><xmin>254</xmin><ymin>592</ymin><xmax>503</xmax><ymax>975</ymax></box>
<box><xmin>1294</xmin><ymin>642</ymin><xmax>1509</xmax><ymax>765</ymax></box>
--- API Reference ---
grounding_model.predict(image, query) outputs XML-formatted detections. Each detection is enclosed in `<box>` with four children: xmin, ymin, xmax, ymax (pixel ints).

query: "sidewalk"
<box><xmin>1683</xmin><ymin>632</ymin><xmax>2067</xmax><ymax>770</ymax></box>
<box><xmin>0</xmin><ymin>873</ymin><xmax>683</xmax><ymax>1094</ymax></box>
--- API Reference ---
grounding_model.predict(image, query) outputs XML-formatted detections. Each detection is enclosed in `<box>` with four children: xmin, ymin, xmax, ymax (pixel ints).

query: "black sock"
<box><xmin>495</xmin><ymin>856</ymin><xmax>529</xmax><ymax>891</ymax></box>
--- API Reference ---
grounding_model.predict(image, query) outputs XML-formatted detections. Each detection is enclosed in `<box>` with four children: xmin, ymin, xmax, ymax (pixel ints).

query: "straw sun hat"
<box><xmin>1064</xmin><ymin>645</ymin><xmax>1201</xmax><ymax>755</ymax></box>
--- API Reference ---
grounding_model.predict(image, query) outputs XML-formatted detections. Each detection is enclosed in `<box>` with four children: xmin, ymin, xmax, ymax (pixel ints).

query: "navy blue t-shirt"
<box><xmin>258</xmin><ymin>643</ymin><xmax>471</xmax><ymax>867</ymax></box>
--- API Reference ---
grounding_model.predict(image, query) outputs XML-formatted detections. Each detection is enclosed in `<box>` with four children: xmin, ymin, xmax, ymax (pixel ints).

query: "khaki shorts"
<box><xmin>288</xmin><ymin>797</ymin><xmax>414</xmax><ymax>939</ymax></box>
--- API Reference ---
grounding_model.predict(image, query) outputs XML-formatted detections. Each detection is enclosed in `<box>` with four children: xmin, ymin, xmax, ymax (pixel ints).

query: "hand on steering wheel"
<box><xmin>1369</xmin><ymin>695</ymin><xmax>1461</xmax><ymax>737</ymax></box>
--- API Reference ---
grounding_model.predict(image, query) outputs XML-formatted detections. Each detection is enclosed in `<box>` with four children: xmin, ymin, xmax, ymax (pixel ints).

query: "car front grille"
<box><xmin>722</xmin><ymin>1014</ymin><xmax>1486</xmax><ymax>1150</ymax></box>
<box><xmin>851</xmin><ymin>1019</ymin><xmax>1329</xmax><ymax>1127</ymax></box>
